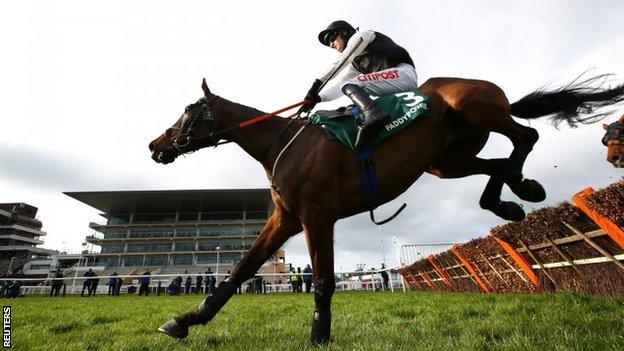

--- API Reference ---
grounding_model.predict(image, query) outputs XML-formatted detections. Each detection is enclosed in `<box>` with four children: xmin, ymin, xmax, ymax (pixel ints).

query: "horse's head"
<box><xmin>149</xmin><ymin>79</ymin><xmax>225</xmax><ymax>164</ymax></box>
<box><xmin>603</xmin><ymin>114</ymin><xmax>624</xmax><ymax>168</ymax></box>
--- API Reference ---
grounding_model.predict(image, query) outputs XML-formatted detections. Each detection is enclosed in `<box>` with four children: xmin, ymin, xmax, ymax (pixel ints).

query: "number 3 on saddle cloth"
<box><xmin>309</xmin><ymin>90</ymin><xmax>430</xmax><ymax>212</ymax></box>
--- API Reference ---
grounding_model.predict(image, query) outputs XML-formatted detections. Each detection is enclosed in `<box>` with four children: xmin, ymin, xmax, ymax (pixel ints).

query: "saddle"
<box><xmin>309</xmin><ymin>90</ymin><xmax>430</xmax><ymax>152</ymax></box>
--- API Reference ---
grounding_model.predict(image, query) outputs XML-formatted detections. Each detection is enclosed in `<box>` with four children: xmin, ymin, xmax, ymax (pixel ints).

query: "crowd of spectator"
<box><xmin>0</xmin><ymin>269</ymin><xmax>24</xmax><ymax>298</ymax></box>
<box><xmin>0</xmin><ymin>262</ymin><xmax>350</xmax><ymax>297</ymax></box>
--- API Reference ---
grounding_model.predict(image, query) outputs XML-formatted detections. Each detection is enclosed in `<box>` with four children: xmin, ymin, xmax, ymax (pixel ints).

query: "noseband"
<box><xmin>603</xmin><ymin>121</ymin><xmax>624</xmax><ymax>145</ymax></box>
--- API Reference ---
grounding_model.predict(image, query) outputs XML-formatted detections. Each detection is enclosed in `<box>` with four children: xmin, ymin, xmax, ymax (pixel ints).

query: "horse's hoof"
<box><xmin>310</xmin><ymin>337</ymin><xmax>331</xmax><ymax>346</ymax></box>
<box><xmin>512</xmin><ymin>179</ymin><xmax>546</xmax><ymax>202</ymax></box>
<box><xmin>158</xmin><ymin>319</ymin><xmax>189</xmax><ymax>339</ymax></box>
<box><xmin>499</xmin><ymin>201</ymin><xmax>526</xmax><ymax>221</ymax></box>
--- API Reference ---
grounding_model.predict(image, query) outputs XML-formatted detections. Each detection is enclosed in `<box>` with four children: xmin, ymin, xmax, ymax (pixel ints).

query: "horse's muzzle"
<box><xmin>608</xmin><ymin>154</ymin><xmax>623</xmax><ymax>168</ymax></box>
<box><xmin>150</xmin><ymin>145</ymin><xmax>178</xmax><ymax>164</ymax></box>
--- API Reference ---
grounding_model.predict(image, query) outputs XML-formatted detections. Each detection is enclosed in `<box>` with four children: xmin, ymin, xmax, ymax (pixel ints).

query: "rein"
<box><xmin>194</xmin><ymin>99</ymin><xmax>308</xmax><ymax>147</ymax></box>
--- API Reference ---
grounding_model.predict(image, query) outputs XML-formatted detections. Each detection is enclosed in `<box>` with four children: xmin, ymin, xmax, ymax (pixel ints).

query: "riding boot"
<box><xmin>342</xmin><ymin>84</ymin><xmax>389</xmax><ymax>150</ymax></box>
<box><xmin>158</xmin><ymin>280</ymin><xmax>237</xmax><ymax>338</ymax></box>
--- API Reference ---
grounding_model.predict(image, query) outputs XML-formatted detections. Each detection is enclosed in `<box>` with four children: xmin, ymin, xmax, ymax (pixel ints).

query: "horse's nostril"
<box><xmin>608</xmin><ymin>154</ymin><xmax>621</xmax><ymax>163</ymax></box>
<box><xmin>149</xmin><ymin>142</ymin><xmax>155</xmax><ymax>152</ymax></box>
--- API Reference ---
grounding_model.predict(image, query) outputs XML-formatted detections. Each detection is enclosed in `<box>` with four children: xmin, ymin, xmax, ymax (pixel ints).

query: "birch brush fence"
<box><xmin>398</xmin><ymin>181</ymin><xmax>624</xmax><ymax>296</ymax></box>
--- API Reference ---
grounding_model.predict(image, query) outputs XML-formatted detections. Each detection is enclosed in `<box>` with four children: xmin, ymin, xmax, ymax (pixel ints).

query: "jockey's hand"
<box><xmin>302</xmin><ymin>79</ymin><xmax>322</xmax><ymax>113</ymax></box>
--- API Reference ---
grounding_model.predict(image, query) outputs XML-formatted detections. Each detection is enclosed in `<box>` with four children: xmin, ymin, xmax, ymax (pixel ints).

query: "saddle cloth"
<box><xmin>309</xmin><ymin>90</ymin><xmax>430</xmax><ymax>152</ymax></box>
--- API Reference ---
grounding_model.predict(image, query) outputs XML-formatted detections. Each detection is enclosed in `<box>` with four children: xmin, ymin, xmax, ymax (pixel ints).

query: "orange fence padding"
<box><xmin>450</xmin><ymin>246</ymin><xmax>491</xmax><ymax>293</ymax></box>
<box><xmin>427</xmin><ymin>254</ymin><xmax>453</xmax><ymax>286</ymax></box>
<box><xmin>492</xmin><ymin>236</ymin><xmax>539</xmax><ymax>287</ymax></box>
<box><xmin>407</xmin><ymin>272</ymin><xmax>423</xmax><ymax>290</ymax></box>
<box><xmin>420</xmin><ymin>271</ymin><xmax>435</xmax><ymax>288</ymax></box>
<box><xmin>573</xmin><ymin>187</ymin><xmax>624</xmax><ymax>250</ymax></box>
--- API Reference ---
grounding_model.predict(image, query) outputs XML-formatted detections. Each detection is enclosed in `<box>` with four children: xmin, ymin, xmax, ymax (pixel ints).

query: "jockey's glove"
<box><xmin>302</xmin><ymin>79</ymin><xmax>322</xmax><ymax>113</ymax></box>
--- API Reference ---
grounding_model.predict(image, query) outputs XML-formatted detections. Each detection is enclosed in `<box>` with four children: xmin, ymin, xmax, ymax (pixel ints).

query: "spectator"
<box><xmin>81</xmin><ymin>268</ymin><xmax>95</xmax><ymax>297</ymax></box>
<box><xmin>185</xmin><ymin>275</ymin><xmax>192</xmax><ymax>295</ymax></box>
<box><xmin>290</xmin><ymin>268</ymin><xmax>299</xmax><ymax>293</ymax></box>
<box><xmin>108</xmin><ymin>271</ymin><xmax>118</xmax><ymax>296</ymax></box>
<box><xmin>0</xmin><ymin>271</ymin><xmax>11</xmax><ymax>297</ymax></box>
<box><xmin>303</xmin><ymin>264</ymin><xmax>313</xmax><ymax>293</ymax></box>
<box><xmin>380</xmin><ymin>263</ymin><xmax>389</xmax><ymax>290</ymax></box>
<box><xmin>195</xmin><ymin>273</ymin><xmax>203</xmax><ymax>294</ymax></box>
<box><xmin>296</xmin><ymin>267</ymin><xmax>303</xmax><ymax>293</ymax></box>
<box><xmin>114</xmin><ymin>274</ymin><xmax>122</xmax><ymax>296</ymax></box>
<box><xmin>204</xmin><ymin>268</ymin><xmax>216</xmax><ymax>295</ymax></box>
<box><xmin>50</xmin><ymin>269</ymin><xmax>64</xmax><ymax>297</ymax></box>
<box><xmin>138</xmin><ymin>269</ymin><xmax>151</xmax><ymax>296</ymax></box>
<box><xmin>168</xmin><ymin>276</ymin><xmax>182</xmax><ymax>295</ymax></box>
<box><xmin>6</xmin><ymin>270</ymin><xmax>23</xmax><ymax>298</ymax></box>
<box><xmin>254</xmin><ymin>276</ymin><xmax>263</xmax><ymax>294</ymax></box>
<box><xmin>90</xmin><ymin>273</ymin><xmax>99</xmax><ymax>296</ymax></box>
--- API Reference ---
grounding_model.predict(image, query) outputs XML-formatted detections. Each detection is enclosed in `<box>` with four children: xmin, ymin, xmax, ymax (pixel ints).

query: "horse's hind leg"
<box><xmin>459</xmin><ymin>103</ymin><xmax>546</xmax><ymax>202</ymax></box>
<box><xmin>301</xmin><ymin>214</ymin><xmax>336</xmax><ymax>345</ymax></box>
<box><xmin>158</xmin><ymin>206</ymin><xmax>302</xmax><ymax>338</ymax></box>
<box><xmin>431</xmin><ymin>154</ymin><xmax>526</xmax><ymax>221</ymax></box>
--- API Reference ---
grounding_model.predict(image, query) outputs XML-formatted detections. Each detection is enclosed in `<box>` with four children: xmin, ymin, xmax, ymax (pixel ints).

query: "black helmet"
<box><xmin>318</xmin><ymin>20</ymin><xmax>356</xmax><ymax>46</ymax></box>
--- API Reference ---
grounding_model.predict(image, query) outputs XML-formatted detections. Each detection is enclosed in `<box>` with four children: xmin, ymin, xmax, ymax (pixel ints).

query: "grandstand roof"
<box><xmin>64</xmin><ymin>189</ymin><xmax>272</xmax><ymax>214</ymax></box>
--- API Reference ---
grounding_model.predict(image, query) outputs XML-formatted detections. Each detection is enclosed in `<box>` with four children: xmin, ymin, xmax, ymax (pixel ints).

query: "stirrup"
<box><xmin>355</xmin><ymin>115</ymin><xmax>389</xmax><ymax>149</ymax></box>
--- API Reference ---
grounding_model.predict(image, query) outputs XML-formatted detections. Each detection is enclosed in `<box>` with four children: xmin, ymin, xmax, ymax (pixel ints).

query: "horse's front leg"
<box><xmin>158</xmin><ymin>208</ymin><xmax>302</xmax><ymax>338</ymax></box>
<box><xmin>302</xmin><ymin>216</ymin><xmax>336</xmax><ymax>345</ymax></box>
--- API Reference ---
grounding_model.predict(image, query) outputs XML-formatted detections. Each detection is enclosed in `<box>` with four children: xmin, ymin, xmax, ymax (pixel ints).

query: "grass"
<box><xmin>5</xmin><ymin>291</ymin><xmax>624</xmax><ymax>350</ymax></box>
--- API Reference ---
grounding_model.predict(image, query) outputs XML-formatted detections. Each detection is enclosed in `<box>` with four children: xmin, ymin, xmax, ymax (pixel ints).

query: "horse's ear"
<box><xmin>201</xmin><ymin>78</ymin><xmax>211</xmax><ymax>97</ymax></box>
<box><xmin>604</xmin><ymin>123</ymin><xmax>609</xmax><ymax>130</ymax></box>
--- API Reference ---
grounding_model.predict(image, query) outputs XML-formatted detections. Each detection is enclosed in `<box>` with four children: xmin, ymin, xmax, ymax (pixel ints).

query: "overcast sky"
<box><xmin>1</xmin><ymin>1</ymin><xmax>622</xmax><ymax>272</ymax></box>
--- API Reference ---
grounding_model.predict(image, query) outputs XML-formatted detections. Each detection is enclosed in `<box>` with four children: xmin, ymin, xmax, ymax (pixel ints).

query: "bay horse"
<box><xmin>603</xmin><ymin>113</ymin><xmax>624</xmax><ymax>167</ymax></box>
<box><xmin>150</xmin><ymin>75</ymin><xmax>624</xmax><ymax>344</ymax></box>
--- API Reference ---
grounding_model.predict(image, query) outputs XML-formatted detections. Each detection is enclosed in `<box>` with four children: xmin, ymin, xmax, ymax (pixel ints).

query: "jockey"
<box><xmin>302</xmin><ymin>20</ymin><xmax>418</xmax><ymax>149</ymax></box>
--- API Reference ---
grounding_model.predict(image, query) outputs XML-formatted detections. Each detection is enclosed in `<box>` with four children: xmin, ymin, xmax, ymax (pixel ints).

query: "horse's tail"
<box><xmin>509</xmin><ymin>73</ymin><xmax>624</xmax><ymax>127</ymax></box>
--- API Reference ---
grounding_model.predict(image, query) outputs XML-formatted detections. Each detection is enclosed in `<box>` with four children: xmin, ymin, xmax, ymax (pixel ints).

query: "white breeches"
<box><xmin>319</xmin><ymin>63</ymin><xmax>419</xmax><ymax>102</ymax></box>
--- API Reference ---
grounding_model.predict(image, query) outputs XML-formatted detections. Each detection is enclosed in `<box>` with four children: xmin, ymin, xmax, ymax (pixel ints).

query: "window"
<box><xmin>133</xmin><ymin>213</ymin><xmax>176</xmax><ymax>224</ymax></box>
<box><xmin>219</xmin><ymin>253</ymin><xmax>240</xmax><ymax>264</ymax></box>
<box><xmin>245</xmin><ymin>226</ymin><xmax>263</xmax><ymax>236</ymax></box>
<box><xmin>108</xmin><ymin>214</ymin><xmax>130</xmax><ymax>225</ymax></box>
<box><xmin>176</xmin><ymin>229</ymin><xmax>197</xmax><ymax>237</ymax></box>
<box><xmin>197</xmin><ymin>243</ymin><xmax>217</xmax><ymax>251</ymax></box>
<box><xmin>172</xmin><ymin>255</ymin><xmax>192</xmax><ymax>265</ymax></box>
<box><xmin>175</xmin><ymin>242</ymin><xmax>195</xmax><ymax>252</ymax></box>
<box><xmin>101</xmin><ymin>245</ymin><xmax>124</xmax><ymax>253</ymax></box>
<box><xmin>198</xmin><ymin>229</ymin><xmax>219</xmax><ymax>237</ymax></box>
<box><xmin>196</xmin><ymin>254</ymin><xmax>217</xmax><ymax>264</ymax></box>
<box><xmin>200</xmin><ymin>212</ymin><xmax>244</xmax><ymax>221</ymax></box>
<box><xmin>177</xmin><ymin>213</ymin><xmax>199</xmax><ymax>222</ymax></box>
<box><xmin>246</xmin><ymin>211</ymin><xmax>268</xmax><ymax>220</ymax></box>
<box><xmin>128</xmin><ymin>230</ymin><xmax>173</xmax><ymax>238</ymax></box>
<box><xmin>145</xmin><ymin>256</ymin><xmax>168</xmax><ymax>266</ymax></box>
<box><xmin>104</xmin><ymin>231</ymin><xmax>126</xmax><ymax>239</ymax></box>
<box><xmin>124</xmin><ymin>256</ymin><xmax>143</xmax><ymax>267</ymax></box>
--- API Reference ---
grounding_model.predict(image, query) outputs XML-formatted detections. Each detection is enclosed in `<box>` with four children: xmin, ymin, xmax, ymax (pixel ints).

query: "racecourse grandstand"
<box><xmin>64</xmin><ymin>189</ymin><xmax>287</xmax><ymax>284</ymax></box>
<box><xmin>0</xmin><ymin>203</ymin><xmax>58</xmax><ymax>272</ymax></box>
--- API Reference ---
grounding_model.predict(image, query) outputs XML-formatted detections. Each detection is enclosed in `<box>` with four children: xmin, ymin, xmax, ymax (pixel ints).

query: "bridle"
<box><xmin>170</xmin><ymin>95</ymin><xmax>308</xmax><ymax>155</ymax></box>
<box><xmin>602</xmin><ymin>121</ymin><xmax>624</xmax><ymax>146</ymax></box>
<box><xmin>172</xmin><ymin>94</ymin><xmax>228</xmax><ymax>150</ymax></box>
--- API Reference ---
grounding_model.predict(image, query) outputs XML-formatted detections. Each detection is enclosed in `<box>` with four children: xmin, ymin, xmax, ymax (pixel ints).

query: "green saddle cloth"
<box><xmin>309</xmin><ymin>90</ymin><xmax>430</xmax><ymax>152</ymax></box>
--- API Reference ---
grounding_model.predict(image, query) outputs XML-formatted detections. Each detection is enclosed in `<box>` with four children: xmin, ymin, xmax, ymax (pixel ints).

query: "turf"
<box><xmin>5</xmin><ymin>291</ymin><xmax>624</xmax><ymax>350</ymax></box>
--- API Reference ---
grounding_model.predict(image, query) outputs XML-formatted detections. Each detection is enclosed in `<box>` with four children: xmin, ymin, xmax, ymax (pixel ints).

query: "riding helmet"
<box><xmin>318</xmin><ymin>20</ymin><xmax>356</xmax><ymax>46</ymax></box>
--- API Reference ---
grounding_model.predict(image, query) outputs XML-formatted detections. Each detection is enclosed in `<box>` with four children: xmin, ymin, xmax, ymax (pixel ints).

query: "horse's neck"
<box><xmin>219</xmin><ymin>97</ymin><xmax>290</xmax><ymax>166</ymax></box>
